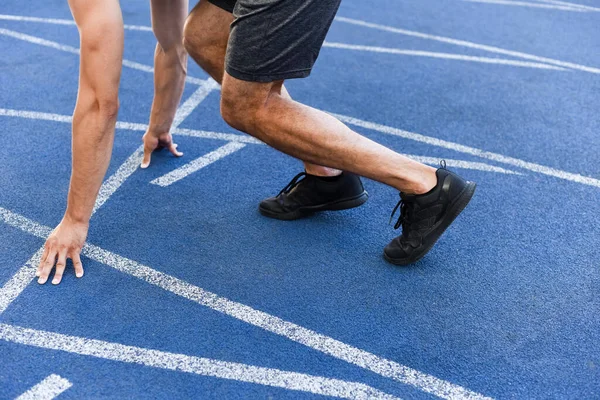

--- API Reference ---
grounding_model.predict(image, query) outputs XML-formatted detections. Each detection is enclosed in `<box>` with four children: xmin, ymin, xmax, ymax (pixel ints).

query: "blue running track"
<box><xmin>0</xmin><ymin>0</ymin><xmax>599</xmax><ymax>398</ymax></box>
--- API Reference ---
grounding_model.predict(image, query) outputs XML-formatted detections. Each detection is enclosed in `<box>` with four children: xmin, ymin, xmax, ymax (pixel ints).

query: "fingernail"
<box><xmin>140</xmin><ymin>162</ymin><xmax>149</xmax><ymax>169</ymax></box>
<box><xmin>38</xmin><ymin>278</ymin><xmax>46</xmax><ymax>284</ymax></box>
<box><xmin>76</xmin><ymin>272</ymin><xmax>83</xmax><ymax>278</ymax></box>
<box><xmin>52</xmin><ymin>279</ymin><xmax>59</xmax><ymax>285</ymax></box>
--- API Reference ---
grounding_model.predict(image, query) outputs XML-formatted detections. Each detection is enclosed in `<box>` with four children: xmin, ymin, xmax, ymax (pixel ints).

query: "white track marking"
<box><xmin>333</xmin><ymin>16</ymin><xmax>600</xmax><ymax>74</ymax></box>
<box><xmin>0</xmin><ymin>207</ymin><xmax>491</xmax><ymax>400</ymax></box>
<box><xmin>0</xmin><ymin>248</ymin><xmax>43</xmax><ymax>315</ymax></box>
<box><xmin>1</xmin><ymin>107</ymin><xmax>597</xmax><ymax>187</ymax></box>
<box><xmin>0</xmin><ymin>28</ymin><xmax>205</xmax><ymax>85</ymax></box>
<box><xmin>400</xmin><ymin>155</ymin><xmax>523</xmax><ymax>175</ymax></box>
<box><xmin>173</xmin><ymin>127</ymin><xmax>262</xmax><ymax>144</ymax></box>
<box><xmin>323</xmin><ymin>42</ymin><xmax>564</xmax><ymax>70</ymax></box>
<box><xmin>332</xmin><ymin>113</ymin><xmax>600</xmax><ymax>188</ymax></box>
<box><xmin>461</xmin><ymin>0</ymin><xmax>586</xmax><ymax>11</ymax></box>
<box><xmin>16</xmin><ymin>374</ymin><xmax>72</xmax><ymax>400</ymax></box>
<box><xmin>0</xmin><ymin>108</ymin><xmax>260</xmax><ymax>144</ymax></box>
<box><xmin>150</xmin><ymin>142</ymin><xmax>246</xmax><ymax>187</ymax></box>
<box><xmin>0</xmin><ymin>324</ymin><xmax>398</xmax><ymax>400</ymax></box>
<box><xmin>536</xmin><ymin>0</ymin><xmax>600</xmax><ymax>11</ymax></box>
<box><xmin>172</xmin><ymin>79</ymin><xmax>220</xmax><ymax>128</ymax></box>
<box><xmin>0</xmin><ymin>14</ymin><xmax>154</xmax><ymax>31</ymax></box>
<box><xmin>92</xmin><ymin>146</ymin><xmax>145</xmax><ymax>215</ymax></box>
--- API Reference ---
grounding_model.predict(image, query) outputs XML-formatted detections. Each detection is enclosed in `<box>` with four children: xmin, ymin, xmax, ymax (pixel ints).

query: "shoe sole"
<box><xmin>383</xmin><ymin>182</ymin><xmax>477</xmax><ymax>266</ymax></box>
<box><xmin>259</xmin><ymin>191</ymin><xmax>369</xmax><ymax>221</ymax></box>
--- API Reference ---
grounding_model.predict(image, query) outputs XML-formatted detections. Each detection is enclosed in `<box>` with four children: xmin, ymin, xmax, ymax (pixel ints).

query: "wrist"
<box><xmin>63</xmin><ymin>209</ymin><xmax>90</xmax><ymax>227</ymax></box>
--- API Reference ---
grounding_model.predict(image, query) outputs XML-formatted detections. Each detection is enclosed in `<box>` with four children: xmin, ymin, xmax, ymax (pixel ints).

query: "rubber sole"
<box><xmin>383</xmin><ymin>182</ymin><xmax>477</xmax><ymax>266</ymax></box>
<box><xmin>259</xmin><ymin>191</ymin><xmax>369</xmax><ymax>221</ymax></box>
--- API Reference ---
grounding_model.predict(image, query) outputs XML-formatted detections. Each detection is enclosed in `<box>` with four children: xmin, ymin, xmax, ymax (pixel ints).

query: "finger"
<box><xmin>38</xmin><ymin>248</ymin><xmax>57</xmax><ymax>284</ymax></box>
<box><xmin>37</xmin><ymin>245</ymin><xmax>50</xmax><ymax>277</ymax></box>
<box><xmin>52</xmin><ymin>249</ymin><xmax>68</xmax><ymax>285</ymax></box>
<box><xmin>72</xmin><ymin>251</ymin><xmax>84</xmax><ymax>278</ymax></box>
<box><xmin>141</xmin><ymin>134</ymin><xmax>159</xmax><ymax>169</ymax></box>
<box><xmin>141</xmin><ymin>144</ymin><xmax>154</xmax><ymax>169</ymax></box>
<box><xmin>168</xmin><ymin>142</ymin><xmax>183</xmax><ymax>157</ymax></box>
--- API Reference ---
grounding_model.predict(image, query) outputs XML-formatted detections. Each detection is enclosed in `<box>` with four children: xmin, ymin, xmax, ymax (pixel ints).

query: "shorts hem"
<box><xmin>226</xmin><ymin>65</ymin><xmax>312</xmax><ymax>83</ymax></box>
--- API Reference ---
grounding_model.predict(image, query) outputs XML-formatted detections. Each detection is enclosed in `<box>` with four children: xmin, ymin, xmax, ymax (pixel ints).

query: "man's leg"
<box><xmin>216</xmin><ymin>0</ymin><xmax>476</xmax><ymax>265</ymax></box>
<box><xmin>141</xmin><ymin>0</ymin><xmax>189</xmax><ymax>168</ymax></box>
<box><xmin>183</xmin><ymin>0</ymin><xmax>336</xmax><ymax>177</ymax></box>
<box><xmin>183</xmin><ymin>0</ymin><xmax>367</xmax><ymax>221</ymax></box>
<box><xmin>221</xmin><ymin>76</ymin><xmax>437</xmax><ymax>194</ymax></box>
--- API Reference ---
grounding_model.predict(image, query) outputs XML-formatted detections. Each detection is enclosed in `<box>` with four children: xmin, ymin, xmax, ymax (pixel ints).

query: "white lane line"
<box><xmin>172</xmin><ymin>79</ymin><xmax>220</xmax><ymax>128</ymax></box>
<box><xmin>151</xmin><ymin>142</ymin><xmax>246</xmax><ymax>187</ymax></box>
<box><xmin>92</xmin><ymin>146</ymin><xmax>145</xmax><ymax>215</ymax></box>
<box><xmin>0</xmin><ymin>207</ymin><xmax>491</xmax><ymax>400</ymax></box>
<box><xmin>333</xmin><ymin>16</ymin><xmax>600</xmax><ymax>74</ymax></box>
<box><xmin>0</xmin><ymin>248</ymin><xmax>43</xmax><ymax>315</ymax></box>
<box><xmin>323</xmin><ymin>42</ymin><xmax>564</xmax><ymax>70</ymax></box>
<box><xmin>0</xmin><ymin>14</ymin><xmax>154</xmax><ymax>31</ymax></box>
<box><xmin>536</xmin><ymin>0</ymin><xmax>600</xmax><ymax>11</ymax></box>
<box><xmin>0</xmin><ymin>28</ymin><xmax>205</xmax><ymax>86</ymax></box>
<box><xmin>173</xmin><ymin>127</ymin><xmax>262</xmax><ymax>144</ymax></box>
<box><xmin>461</xmin><ymin>0</ymin><xmax>587</xmax><ymax>11</ymax></box>
<box><xmin>0</xmin><ymin>324</ymin><xmax>398</xmax><ymax>400</ymax></box>
<box><xmin>15</xmin><ymin>374</ymin><xmax>72</xmax><ymax>400</ymax></box>
<box><xmin>332</xmin><ymin>112</ymin><xmax>600</xmax><ymax>188</ymax></box>
<box><xmin>400</xmin><ymin>154</ymin><xmax>524</xmax><ymax>175</ymax></box>
<box><xmin>2</xmin><ymin>107</ymin><xmax>597</xmax><ymax>187</ymax></box>
<box><xmin>0</xmin><ymin>108</ymin><xmax>260</xmax><ymax>144</ymax></box>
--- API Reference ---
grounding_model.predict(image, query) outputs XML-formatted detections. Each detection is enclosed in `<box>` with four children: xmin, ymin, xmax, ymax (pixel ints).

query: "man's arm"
<box><xmin>141</xmin><ymin>0</ymin><xmax>189</xmax><ymax>168</ymax></box>
<box><xmin>37</xmin><ymin>0</ymin><xmax>124</xmax><ymax>285</ymax></box>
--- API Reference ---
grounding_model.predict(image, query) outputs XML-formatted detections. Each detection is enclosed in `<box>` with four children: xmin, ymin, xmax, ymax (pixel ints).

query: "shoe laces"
<box><xmin>278</xmin><ymin>172</ymin><xmax>307</xmax><ymax>196</ymax></box>
<box><xmin>389</xmin><ymin>198</ymin><xmax>415</xmax><ymax>230</ymax></box>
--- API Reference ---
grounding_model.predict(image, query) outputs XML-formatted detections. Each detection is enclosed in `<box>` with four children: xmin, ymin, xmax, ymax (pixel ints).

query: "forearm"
<box><xmin>147</xmin><ymin>0</ymin><xmax>188</xmax><ymax>134</ymax></box>
<box><xmin>148</xmin><ymin>44</ymin><xmax>187</xmax><ymax>133</ymax></box>
<box><xmin>65</xmin><ymin>101</ymin><xmax>118</xmax><ymax>223</ymax></box>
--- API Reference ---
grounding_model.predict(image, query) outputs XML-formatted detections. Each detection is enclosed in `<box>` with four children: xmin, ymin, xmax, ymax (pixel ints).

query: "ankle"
<box><xmin>304</xmin><ymin>165</ymin><xmax>342</xmax><ymax>177</ymax></box>
<box><xmin>404</xmin><ymin>167</ymin><xmax>438</xmax><ymax>195</ymax></box>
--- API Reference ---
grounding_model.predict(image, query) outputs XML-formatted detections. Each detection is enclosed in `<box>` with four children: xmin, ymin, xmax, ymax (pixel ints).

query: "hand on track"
<box><xmin>141</xmin><ymin>130</ymin><xmax>183</xmax><ymax>168</ymax></box>
<box><xmin>37</xmin><ymin>218</ymin><xmax>88</xmax><ymax>285</ymax></box>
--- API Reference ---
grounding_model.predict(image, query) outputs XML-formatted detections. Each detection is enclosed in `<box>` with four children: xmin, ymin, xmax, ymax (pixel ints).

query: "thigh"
<box><xmin>186</xmin><ymin>0</ymin><xmax>234</xmax><ymax>47</ymax></box>
<box><xmin>225</xmin><ymin>0</ymin><xmax>342</xmax><ymax>82</ymax></box>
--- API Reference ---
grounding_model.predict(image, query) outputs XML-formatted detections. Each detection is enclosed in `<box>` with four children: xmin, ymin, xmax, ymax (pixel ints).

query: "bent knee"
<box><xmin>220</xmin><ymin>80</ymin><xmax>277</xmax><ymax>133</ymax></box>
<box><xmin>220</xmin><ymin>92</ymin><xmax>255</xmax><ymax>132</ymax></box>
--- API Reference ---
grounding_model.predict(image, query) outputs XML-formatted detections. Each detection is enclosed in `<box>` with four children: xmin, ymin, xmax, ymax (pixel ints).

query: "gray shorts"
<box><xmin>208</xmin><ymin>0</ymin><xmax>342</xmax><ymax>82</ymax></box>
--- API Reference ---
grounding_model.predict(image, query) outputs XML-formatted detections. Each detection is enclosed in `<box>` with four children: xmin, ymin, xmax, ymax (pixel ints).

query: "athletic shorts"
<box><xmin>207</xmin><ymin>0</ymin><xmax>342</xmax><ymax>82</ymax></box>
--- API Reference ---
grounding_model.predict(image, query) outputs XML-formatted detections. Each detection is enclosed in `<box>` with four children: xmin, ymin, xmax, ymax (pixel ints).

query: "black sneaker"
<box><xmin>259</xmin><ymin>172</ymin><xmax>368</xmax><ymax>220</ymax></box>
<box><xmin>384</xmin><ymin>165</ymin><xmax>476</xmax><ymax>265</ymax></box>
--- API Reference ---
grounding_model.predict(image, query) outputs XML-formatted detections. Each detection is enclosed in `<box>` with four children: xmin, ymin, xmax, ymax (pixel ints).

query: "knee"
<box><xmin>220</xmin><ymin>86</ymin><xmax>264</xmax><ymax>133</ymax></box>
<box><xmin>221</xmin><ymin>92</ymin><xmax>253</xmax><ymax>133</ymax></box>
